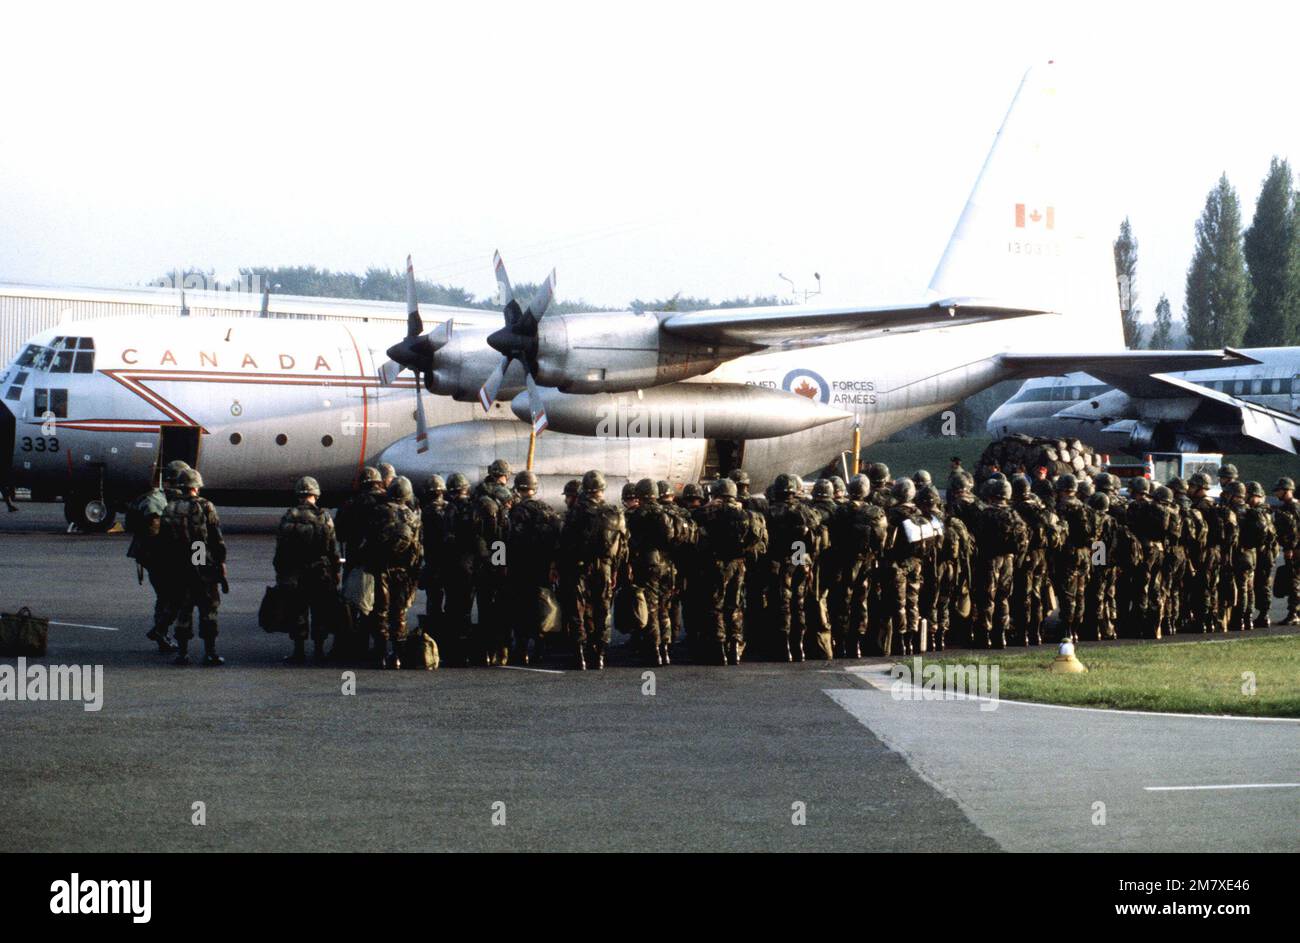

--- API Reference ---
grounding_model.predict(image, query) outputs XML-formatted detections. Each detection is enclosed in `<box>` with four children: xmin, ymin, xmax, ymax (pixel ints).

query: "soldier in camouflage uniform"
<box><xmin>806</xmin><ymin>478</ymin><xmax>840</xmax><ymax>659</ymax></box>
<box><xmin>1161</xmin><ymin>478</ymin><xmax>1193</xmax><ymax>637</ymax></box>
<box><xmin>695</xmin><ymin>478</ymin><xmax>760</xmax><ymax>664</ymax></box>
<box><xmin>333</xmin><ymin>466</ymin><xmax>387</xmax><ymax>658</ymax></box>
<box><xmin>881</xmin><ymin>479</ymin><xmax>933</xmax><ymax>655</ymax></box>
<box><xmin>1052</xmin><ymin>474</ymin><xmax>1094</xmax><ymax>644</ymax></box>
<box><xmin>829</xmin><ymin>476</ymin><xmax>888</xmax><ymax>657</ymax></box>
<box><xmin>624</xmin><ymin>478</ymin><xmax>676</xmax><ymax>665</ymax></box>
<box><xmin>559</xmin><ymin>470</ymin><xmax>627</xmax><ymax>670</ymax></box>
<box><xmin>506</xmin><ymin>471</ymin><xmax>563</xmax><ymax>665</ymax></box>
<box><xmin>1248</xmin><ymin>481</ymin><xmax>1278</xmax><ymax>628</ymax></box>
<box><xmin>658</xmin><ymin>479</ymin><xmax>698</xmax><ymax>659</ymax></box>
<box><xmin>866</xmin><ymin>464</ymin><xmax>897</xmax><ymax>512</ymax></box>
<box><xmin>126</xmin><ymin>459</ymin><xmax>190</xmax><ymax>652</ymax></box>
<box><xmin>1233</xmin><ymin>481</ymin><xmax>1274</xmax><ymax>632</ymax></box>
<box><xmin>621</xmin><ymin>481</ymin><xmax>639</xmax><ymax>511</ymax></box>
<box><xmin>729</xmin><ymin>469</ymin><xmax>770</xmax><ymax>642</ymax></box>
<box><xmin>764</xmin><ymin>473</ymin><xmax>824</xmax><ymax>661</ymax></box>
<box><xmin>916</xmin><ymin>484</ymin><xmax>968</xmax><ymax>652</ymax></box>
<box><xmin>274</xmin><ymin>476</ymin><xmax>341</xmax><ymax>664</ymax></box>
<box><xmin>1185</xmin><ymin>473</ymin><xmax>1228</xmax><ymax>633</ymax></box>
<box><xmin>1011</xmin><ymin>476</ymin><xmax>1063</xmax><ymax>645</ymax></box>
<box><xmin>419</xmin><ymin>475</ymin><xmax>451</xmax><ymax>648</ymax></box>
<box><xmin>473</xmin><ymin>478</ymin><xmax>514</xmax><ymax>665</ymax></box>
<box><xmin>378</xmin><ymin>462</ymin><xmax>397</xmax><ymax>491</ymax></box>
<box><xmin>972</xmin><ymin>479</ymin><xmax>1027</xmax><ymax>648</ymax></box>
<box><xmin>1272</xmin><ymin>478</ymin><xmax>1300</xmax><ymax>624</ymax></box>
<box><xmin>162</xmin><ymin>468</ymin><xmax>227</xmax><ymax>666</ymax></box>
<box><xmin>443</xmin><ymin>472</ymin><xmax>477</xmax><ymax>663</ymax></box>
<box><xmin>1084</xmin><ymin>493</ymin><xmax>1119</xmax><ymax>640</ymax></box>
<box><xmin>1125</xmin><ymin>479</ymin><xmax>1171</xmax><ymax>637</ymax></box>
<box><xmin>368</xmin><ymin>476</ymin><xmax>423</xmax><ymax>668</ymax></box>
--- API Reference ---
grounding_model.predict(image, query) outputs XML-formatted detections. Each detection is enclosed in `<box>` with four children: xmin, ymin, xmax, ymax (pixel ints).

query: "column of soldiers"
<box><xmin>126</xmin><ymin>457</ymin><xmax>1300</xmax><ymax>670</ymax></box>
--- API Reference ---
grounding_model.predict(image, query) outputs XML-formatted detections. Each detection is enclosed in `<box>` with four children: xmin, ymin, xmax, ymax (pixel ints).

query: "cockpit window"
<box><xmin>13</xmin><ymin>338</ymin><xmax>94</xmax><ymax>374</ymax></box>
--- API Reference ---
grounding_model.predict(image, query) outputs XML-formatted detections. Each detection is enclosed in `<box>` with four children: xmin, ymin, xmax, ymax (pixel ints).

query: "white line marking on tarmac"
<box><xmin>1145</xmin><ymin>783</ymin><xmax>1300</xmax><ymax>792</ymax></box>
<box><xmin>50</xmin><ymin>621</ymin><xmax>120</xmax><ymax>632</ymax></box>
<box><xmin>496</xmin><ymin>665</ymin><xmax>565</xmax><ymax>675</ymax></box>
<box><xmin>843</xmin><ymin>666</ymin><xmax>1300</xmax><ymax>723</ymax></box>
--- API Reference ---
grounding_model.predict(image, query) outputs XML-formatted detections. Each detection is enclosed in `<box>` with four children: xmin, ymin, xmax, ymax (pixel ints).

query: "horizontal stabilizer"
<box><xmin>1000</xmin><ymin>349</ymin><xmax>1259</xmax><ymax>397</ymax></box>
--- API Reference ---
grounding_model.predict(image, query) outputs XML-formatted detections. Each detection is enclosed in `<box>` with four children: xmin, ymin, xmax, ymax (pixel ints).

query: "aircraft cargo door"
<box><xmin>0</xmin><ymin>401</ymin><xmax>14</xmax><ymax>490</ymax></box>
<box><xmin>158</xmin><ymin>424</ymin><xmax>202</xmax><ymax>472</ymax></box>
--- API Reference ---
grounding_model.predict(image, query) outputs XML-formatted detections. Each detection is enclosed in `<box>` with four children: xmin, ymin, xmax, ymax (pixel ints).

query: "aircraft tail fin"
<box><xmin>927</xmin><ymin>62</ymin><xmax>1124</xmax><ymax>351</ymax></box>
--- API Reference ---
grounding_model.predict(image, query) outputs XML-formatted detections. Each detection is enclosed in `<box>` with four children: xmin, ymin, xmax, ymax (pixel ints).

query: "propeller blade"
<box><xmin>406</xmin><ymin>255</ymin><xmax>423</xmax><ymax>338</ymax></box>
<box><xmin>527</xmin><ymin>269</ymin><xmax>557</xmax><ymax>322</ymax></box>
<box><xmin>414</xmin><ymin>372</ymin><xmax>429</xmax><ymax>454</ymax></box>
<box><xmin>377</xmin><ymin>359</ymin><xmax>403</xmax><ymax>386</ymax></box>
<box><xmin>478</xmin><ymin>356</ymin><xmax>508</xmax><ymax>412</ymax></box>
<box><xmin>492</xmin><ymin>250</ymin><xmax>515</xmax><ymax>308</ymax></box>
<box><xmin>526</xmin><ymin>373</ymin><xmax>548</xmax><ymax>435</ymax></box>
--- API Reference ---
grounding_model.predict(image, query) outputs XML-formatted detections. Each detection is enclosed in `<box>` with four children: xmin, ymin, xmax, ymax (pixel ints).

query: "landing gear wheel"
<box><xmin>65</xmin><ymin>493</ymin><xmax>116</xmax><ymax>533</ymax></box>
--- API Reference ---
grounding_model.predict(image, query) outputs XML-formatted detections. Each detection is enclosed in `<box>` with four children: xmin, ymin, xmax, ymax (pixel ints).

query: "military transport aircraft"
<box><xmin>0</xmin><ymin>61</ymin><xmax>1250</xmax><ymax>530</ymax></box>
<box><xmin>988</xmin><ymin>350</ymin><xmax>1300</xmax><ymax>457</ymax></box>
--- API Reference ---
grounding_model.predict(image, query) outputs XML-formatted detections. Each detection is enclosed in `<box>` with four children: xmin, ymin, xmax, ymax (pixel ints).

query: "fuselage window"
<box><xmin>1251</xmin><ymin>379</ymin><xmax>1263</xmax><ymax>395</ymax></box>
<box><xmin>229</xmin><ymin>432</ymin><xmax>242</xmax><ymax>445</ymax></box>
<box><xmin>34</xmin><ymin>388</ymin><xmax>68</xmax><ymax>418</ymax></box>
<box><xmin>321</xmin><ymin>435</ymin><xmax>333</xmax><ymax>447</ymax></box>
<box><xmin>275</xmin><ymin>433</ymin><xmax>288</xmax><ymax>446</ymax></box>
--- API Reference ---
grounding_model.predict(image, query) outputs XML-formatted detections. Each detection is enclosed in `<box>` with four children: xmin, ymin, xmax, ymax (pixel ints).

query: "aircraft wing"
<box><xmin>660</xmin><ymin>298</ymin><xmax>1052</xmax><ymax>350</ymax></box>
<box><xmin>999</xmin><ymin>349</ymin><xmax>1260</xmax><ymax>397</ymax></box>
<box><xmin>1146</xmin><ymin>372</ymin><xmax>1300</xmax><ymax>454</ymax></box>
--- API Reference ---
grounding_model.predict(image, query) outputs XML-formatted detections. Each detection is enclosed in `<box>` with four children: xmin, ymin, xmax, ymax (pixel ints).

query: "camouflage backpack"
<box><xmin>982</xmin><ymin>505</ymin><xmax>1030</xmax><ymax>557</ymax></box>
<box><xmin>375</xmin><ymin>503</ymin><xmax>420</xmax><ymax>569</ymax></box>
<box><xmin>277</xmin><ymin>505</ymin><xmax>329</xmax><ymax>570</ymax></box>
<box><xmin>1239</xmin><ymin>506</ymin><xmax>1274</xmax><ymax>550</ymax></box>
<box><xmin>705</xmin><ymin>502</ymin><xmax>756</xmax><ymax>561</ymax></box>
<box><xmin>767</xmin><ymin>502</ymin><xmax>816</xmax><ymax>561</ymax></box>
<box><xmin>836</xmin><ymin>502</ymin><xmax>888</xmax><ymax>560</ymax></box>
<box><xmin>162</xmin><ymin>496</ymin><xmax>209</xmax><ymax>555</ymax></box>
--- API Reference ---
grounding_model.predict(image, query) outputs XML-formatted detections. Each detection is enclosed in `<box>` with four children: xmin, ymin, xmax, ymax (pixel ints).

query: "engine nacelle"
<box><xmin>512</xmin><ymin>382</ymin><xmax>852</xmax><ymax>440</ymax></box>
<box><xmin>426</xmin><ymin>328</ymin><xmax>525</xmax><ymax>403</ymax></box>
<box><xmin>533</xmin><ymin>311</ymin><xmax>739</xmax><ymax>393</ymax></box>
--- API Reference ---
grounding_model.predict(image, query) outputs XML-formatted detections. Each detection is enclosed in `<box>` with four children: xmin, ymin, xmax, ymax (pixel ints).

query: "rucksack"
<box><xmin>984</xmin><ymin>505</ymin><xmax>1029</xmax><ymax>557</ymax></box>
<box><xmin>376</xmin><ymin>503</ymin><xmax>420</xmax><ymax>568</ymax></box>
<box><xmin>163</xmin><ymin>497</ymin><xmax>208</xmax><ymax>553</ymax></box>
<box><xmin>706</xmin><ymin>502</ymin><xmax>754</xmax><ymax>560</ymax></box>
<box><xmin>836</xmin><ymin>503</ymin><xmax>888</xmax><ymax>559</ymax></box>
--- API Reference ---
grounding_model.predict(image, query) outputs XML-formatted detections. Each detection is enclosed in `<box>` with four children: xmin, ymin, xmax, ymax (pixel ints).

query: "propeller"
<box><xmin>479</xmin><ymin>250</ymin><xmax>553</xmax><ymax>435</ymax></box>
<box><xmin>383</xmin><ymin>255</ymin><xmax>447</xmax><ymax>454</ymax></box>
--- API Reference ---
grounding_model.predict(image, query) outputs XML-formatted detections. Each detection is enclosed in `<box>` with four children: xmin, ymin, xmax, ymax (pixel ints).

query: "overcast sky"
<box><xmin>2</xmin><ymin>1</ymin><xmax>1298</xmax><ymax>328</ymax></box>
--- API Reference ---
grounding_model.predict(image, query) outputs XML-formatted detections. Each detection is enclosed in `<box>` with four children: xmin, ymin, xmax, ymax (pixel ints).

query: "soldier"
<box><xmin>866</xmin><ymin>464</ymin><xmax>896</xmax><ymax>511</ymax></box>
<box><xmin>1235</xmin><ymin>482</ymin><xmax>1275</xmax><ymax>632</ymax></box>
<box><xmin>1052</xmin><ymin>473</ymin><xmax>1095</xmax><ymax>644</ymax></box>
<box><xmin>366</xmin><ymin>476</ymin><xmax>423</xmax><ymax>667</ymax></box>
<box><xmin>624</xmin><ymin>479</ymin><xmax>675</xmax><ymax>664</ymax></box>
<box><xmin>678</xmin><ymin>482</ymin><xmax>709</xmax><ymax>650</ymax></box>
<box><xmin>443</xmin><ymin>472</ymin><xmax>477</xmax><ymax>662</ymax></box>
<box><xmin>333</xmin><ymin>466</ymin><xmax>387</xmax><ymax>658</ymax></box>
<box><xmin>162</xmin><ymin>468</ymin><xmax>227</xmax><ymax>666</ymax></box>
<box><xmin>912</xmin><ymin>469</ymin><xmax>932</xmax><ymax>491</ymax></box>
<box><xmin>476</xmin><ymin>458</ymin><xmax>511</xmax><ymax>496</ymax></box>
<box><xmin>1076</xmin><ymin>478</ymin><xmax>1095</xmax><ymax>501</ymax></box>
<box><xmin>806</xmin><ymin>478</ymin><xmax>840</xmax><ymax>659</ymax></box>
<box><xmin>1126</xmin><ymin>478</ymin><xmax>1172</xmax><ymax>637</ymax></box>
<box><xmin>829</xmin><ymin>476</ymin><xmax>888</xmax><ymax>657</ymax></box>
<box><xmin>881</xmin><ymin>479</ymin><xmax>934</xmax><ymax>655</ymax></box>
<box><xmin>1085</xmin><ymin>492</ymin><xmax>1119</xmax><ymax>640</ymax></box>
<box><xmin>471</xmin><ymin>479</ymin><xmax>513</xmax><ymax>665</ymax></box>
<box><xmin>126</xmin><ymin>459</ymin><xmax>189</xmax><ymax>652</ymax></box>
<box><xmin>764</xmin><ymin>473</ymin><xmax>824</xmax><ymax>661</ymax></box>
<box><xmin>419</xmin><ymin>475</ymin><xmax>451</xmax><ymax>648</ymax></box>
<box><xmin>658</xmin><ymin>480</ymin><xmax>698</xmax><ymax>660</ymax></box>
<box><xmin>1011</xmin><ymin>476</ymin><xmax>1063</xmax><ymax>645</ymax></box>
<box><xmin>946</xmin><ymin>471</ymin><xmax>983</xmax><ymax>534</ymax></box>
<box><xmin>274</xmin><ymin>476</ymin><xmax>341</xmax><ymax>664</ymax></box>
<box><xmin>559</xmin><ymin>470</ymin><xmax>627</xmax><ymax>669</ymax></box>
<box><xmin>729</xmin><ymin>468</ymin><xmax>770</xmax><ymax>638</ymax></box>
<box><xmin>1218</xmin><ymin>463</ymin><xmax>1239</xmax><ymax>491</ymax></box>
<box><xmin>971</xmin><ymin>479</ymin><xmax>1027</xmax><ymax>648</ymax></box>
<box><xmin>378</xmin><ymin>463</ymin><xmax>397</xmax><ymax>491</ymax></box>
<box><xmin>1248</xmin><ymin>481</ymin><xmax>1278</xmax><ymax>628</ymax></box>
<box><xmin>563</xmin><ymin>479</ymin><xmax>581</xmax><ymax>510</ymax></box>
<box><xmin>507</xmin><ymin>471</ymin><xmax>563</xmax><ymax>665</ymax></box>
<box><xmin>830</xmin><ymin>476</ymin><xmax>849</xmax><ymax>504</ymax></box>
<box><xmin>919</xmin><ymin>484</ymin><xmax>972</xmax><ymax>652</ymax></box>
<box><xmin>1186</xmin><ymin>473</ymin><xmax>1232</xmax><ymax>633</ymax></box>
<box><xmin>1272</xmin><ymin>478</ymin><xmax>1300</xmax><ymax>624</ymax></box>
<box><xmin>695</xmin><ymin>477</ymin><xmax>760</xmax><ymax>664</ymax></box>
<box><xmin>621</xmin><ymin>481</ymin><xmax>639</xmax><ymax>511</ymax></box>
<box><xmin>1161</xmin><ymin>478</ymin><xmax>1193</xmax><ymax>637</ymax></box>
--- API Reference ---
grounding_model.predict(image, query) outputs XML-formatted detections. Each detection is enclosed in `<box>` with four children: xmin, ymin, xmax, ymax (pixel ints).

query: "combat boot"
<box><xmin>716</xmin><ymin>641</ymin><xmax>729</xmax><ymax>665</ymax></box>
<box><xmin>593</xmin><ymin>646</ymin><xmax>606</xmax><ymax>670</ymax></box>
<box><xmin>1253</xmin><ymin>611</ymin><xmax>1270</xmax><ymax>629</ymax></box>
<box><xmin>173</xmin><ymin>640</ymin><xmax>191</xmax><ymax>666</ymax></box>
<box><xmin>147</xmin><ymin>627</ymin><xmax>177</xmax><ymax>653</ymax></box>
<box><xmin>792</xmin><ymin>638</ymin><xmax>805</xmax><ymax>662</ymax></box>
<box><xmin>574</xmin><ymin>645</ymin><xmax>587</xmax><ymax>670</ymax></box>
<box><xmin>726</xmin><ymin>639</ymin><xmax>742</xmax><ymax>665</ymax></box>
<box><xmin>284</xmin><ymin>639</ymin><xmax>307</xmax><ymax>665</ymax></box>
<box><xmin>659</xmin><ymin>642</ymin><xmax>671</xmax><ymax>665</ymax></box>
<box><xmin>202</xmin><ymin>641</ymin><xmax>225</xmax><ymax>667</ymax></box>
<box><xmin>387</xmin><ymin>640</ymin><xmax>402</xmax><ymax>670</ymax></box>
<box><xmin>781</xmin><ymin>638</ymin><xmax>793</xmax><ymax>662</ymax></box>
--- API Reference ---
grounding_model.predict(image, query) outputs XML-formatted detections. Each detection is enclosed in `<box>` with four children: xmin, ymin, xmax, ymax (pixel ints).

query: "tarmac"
<box><xmin>0</xmin><ymin>503</ymin><xmax>1296</xmax><ymax>852</ymax></box>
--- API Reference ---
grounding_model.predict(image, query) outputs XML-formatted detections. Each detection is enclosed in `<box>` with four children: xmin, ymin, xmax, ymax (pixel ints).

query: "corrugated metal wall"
<box><xmin>0</xmin><ymin>284</ymin><xmax>439</xmax><ymax>365</ymax></box>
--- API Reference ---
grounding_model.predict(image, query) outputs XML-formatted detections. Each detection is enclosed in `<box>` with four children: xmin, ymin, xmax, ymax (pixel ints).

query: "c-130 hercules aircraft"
<box><xmin>0</xmin><ymin>62</ymin><xmax>1247</xmax><ymax>530</ymax></box>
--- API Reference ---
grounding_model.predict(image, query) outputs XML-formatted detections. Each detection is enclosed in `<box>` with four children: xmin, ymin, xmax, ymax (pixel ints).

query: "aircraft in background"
<box><xmin>0</xmin><ymin>62</ymin><xmax>1248</xmax><ymax>530</ymax></box>
<box><xmin>987</xmin><ymin>349</ymin><xmax>1300</xmax><ymax>456</ymax></box>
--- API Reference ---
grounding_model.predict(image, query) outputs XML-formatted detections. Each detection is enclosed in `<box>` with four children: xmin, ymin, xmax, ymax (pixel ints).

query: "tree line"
<box><xmin>1117</xmin><ymin>156</ymin><xmax>1300</xmax><ymax>350</ymax></box>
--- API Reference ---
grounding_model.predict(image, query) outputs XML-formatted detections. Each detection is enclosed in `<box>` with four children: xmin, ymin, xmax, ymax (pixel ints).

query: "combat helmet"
<box><xmin>1187</xmin><ymin>472</ymin><xmax>1212</xmax><ymax>491</ymax></box>
<box><xmin>1011</xmin><ymin>476</ymin><xmax>1032</xmax><ymax>499</ymax></box>
<box><xmin>812</xmin><ymin>478</ymin><xmax>834</xmax><ymax>500</ymax></box>
<box><xmin>912</xmin><ymin>469</ymin><xmax>932</xmax><ymax>488</ymax></box>
<box><xmin>1222</xmin><ymin>480</ymin><xmax>1245</xmax><ymax>500</ymax></box>
<box><xmin>582</xmin><ymin>470</ymin><xmax>606</xmax><ymax>494</ymax></box>
<box><xmin>1166</xmin><ymin>476</ymin><xmax>1187</xmax><ymax>494</ymax></box>
<box><xmin>447</xmin><ymin>472</ymin><xmax>470</xmax><ymax>494</ymax></box>
<box><xmin>892</xmin><ymin>478</ymin><xmax>916</xmax><ymax>503</ymax></box>
<box><xmin>773</xmin><ymin>473</ymin><xmax>799</xmax><ymax>497</ymax></box>
<box><xmin>378</xmin><ymin>462</ymin><xmax>396</xmax><ymax>482</ymax></box>
<box><xmin>1153</xmin><ymin>485</ymin><xmax>1173</xmax><ymax>504</ymax></box>
<box><xmin>982</xmin><ymin>478</ymin><xmax>1011</xmax><ymax>502</ymax></box>
<box><xmin>563</xmin><ymin>479</ymin><xmax>581</xmax><ymax>499</ymax></box>
<box><xmin>425</xmin><ymin>474</ymin><xmax>446</xmax><ymax>495</ymax></box>
<box><xmin>360</xmin><ymin>466</ymin><xmax>383</xmax><ymax>486</ymax></box>
<box><xmin>514</xmin><ymin>470</ymin><xmax>538</xmax><ymax>493</ymax></box>
<box><xmin>1129</xmin><ymin>477</ymin><xmax>1151</xmax><ymax>496</ymax></box>
<box><xmin>162</xmin><ymin>460</ymin><xmax>191</xmax><ymax>486</ymax></box>
<box><xmin>1245</xmin><ymin>480</ymin><xmax>1265</xmax><ymax>498</ymax></box>
<box><xmin>681</xmin><ymin>482</ymin><xmax>704</xmax><ymax>502</ymax></box>
<box><xmin>1076</xmin><ymin>479</ymin><xmax>1095</xmax><ymax>499</ymax></box>
<box><xmin>295</xmin><ymin>475</ymin><xmax>321</xmax><ymax>497</ymax></box>
<box><xmin>635</xmin><ymin>478</ymin><xmax>659</xmax><ymax>500</ymax></box>
<box><xmin>177</xmin><ymin>468</ymin><xmax>204</xmax><ymax>490</ymax></box>
<box><xmin>1217</xmin><ymin>463</ymin><xmax>1238</xmax><ymax>480</ymax></box>
<box><xmin>1054</xmin><ymin>473</ymin><xmax>1077</xmax><ymax>493</ymax></box>
<box><xmin>713</xmin><ymin>477</ymin><xmax>738</xmax><ymax>499</ymax></box>
<box><xmin>488</xmin><ymin>458</ymin><xmax>512</xmax><ymax>478</ymax></box>
<box><xmin>1088</xmin><ymin>492</ymin><xmax>1110</xmax><ymax>513</ymax></box>
<box><xmin>866</xmin><ymin>462</ymin><xmax>891</xmax><ymax>485</ymax></box>
<box><xmin>656</xmin><ymin>480</ymin><xmax>673</xmax><ymax>501</ymax></box>
<box><xmin>621</xmin><ymin>482</ymin><xmax>637</xmax><ymax>502</ymax></box>
<box><xmin>847</xmin><ymin>475</ymin><xmax>870</xmax><ymax>500</ymax></box>
<box><xmin>388</xmin><ymin>476</ymin><xmax>414</xmax><ymax>503</ymax></box>
<box><xmin>1094</xmin><ymin>471</ymin><xmax>1118</xmax><ymax>493</ymax></box>
<box><xmin>916</xmin><ymin>484</ymin><xmax>940</xmax><ymax>507</ymax></box>
<box><xmin>727</xmin><ymin>468</ymin><xmax>751</xmax><ymax>486</ymax></box>
<box><xmin>1275</xmin><ymin>477</ymin><xmax>1295</xmax><ymax>493</ymax></box>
